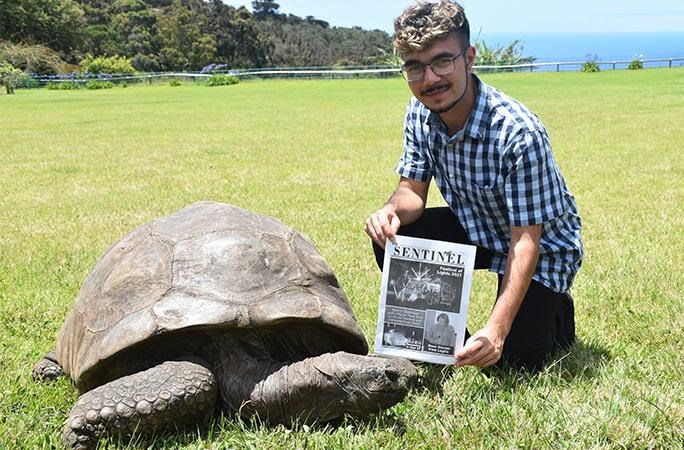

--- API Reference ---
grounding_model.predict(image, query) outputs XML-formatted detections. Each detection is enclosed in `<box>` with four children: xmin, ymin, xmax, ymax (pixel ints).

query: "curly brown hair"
<box><xmin>393</xmin><ymin>1</ymin><xmax>470</xmax><ymax>54</ymax></box>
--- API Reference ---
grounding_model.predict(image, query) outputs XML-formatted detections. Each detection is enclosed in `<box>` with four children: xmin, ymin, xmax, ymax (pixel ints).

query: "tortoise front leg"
<box><xmin>247</xmin><ymin>352</ymin><xmax>417</xmax><ymax>424</ymax></box>
<box><xmin>63</xmin><ymin>360</ymin><xmax>217</xmax><ymax>450</ymax></box>
<box><xmin>32</xmin><ymin>349</ymin><xmax>63</xmax><ymax>381</ymax></box>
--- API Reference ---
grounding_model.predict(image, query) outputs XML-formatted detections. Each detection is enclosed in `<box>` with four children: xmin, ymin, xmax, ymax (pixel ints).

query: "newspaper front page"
<box><xmin>374</xmin><ymin>235</ymin><xmax>476</xmax><ymax>365</ymax></box>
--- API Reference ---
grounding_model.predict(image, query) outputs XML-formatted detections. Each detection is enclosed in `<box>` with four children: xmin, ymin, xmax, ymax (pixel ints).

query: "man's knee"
<box><xmin>499</xmin><ymin>340</ymin><xmax>557</xmax><ymax>372</ymax></box>
<box><xmin>498</xmin><ymin>282</ymin><xmax>576</xmax><ymax>371</ymax></box>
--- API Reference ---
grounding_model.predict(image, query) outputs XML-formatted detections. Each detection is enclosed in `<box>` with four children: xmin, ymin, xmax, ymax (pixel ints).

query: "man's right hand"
<box><xmin>364</xmin><ymin>205</ymin><xmax>401</xmax><ymax>249</ymax></box>
<box><xmin>364</xmin><ymin>177</ymin><xmax>429</xmax><ymax>249</ymax></box>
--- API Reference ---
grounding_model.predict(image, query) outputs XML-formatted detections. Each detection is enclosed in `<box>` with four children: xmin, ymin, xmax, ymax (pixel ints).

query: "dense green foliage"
<box><xmin>628</xmin><ymin>57</ymin><xmax>644</xmax><ymax>70</ymax></box>
<box><xmin>0</xmin><ymin>0</ymin><xmax>536</xmax><ymax>74</ymax></box>
<box><xmin>1</xmin><ymin>69</ymin><xmax>682</xmax><ymax>448</ymax></box>
<box><xmin>0</xmin><ymin>41</ymin><xmax>68</xmax><ymax>74</ymax></box>
<box><xmin>0</xmin><ymin>61</ymin><xmax>28</xmax><ymax>93</ymax></box>
<box><xmin>0</xmin><ymin>0</ymin><xmax>392</xmax><ymax>71</ymax></box>
<box><xmin>205</xmin><ymin>73</ymin><xmax>239</xmax><ymax>86</ymax></box>
<box><xmin>84</xmin><ymin>79</ymin><xmax>115</xmax><ymax>89</ymax></box>
<box><xmin>79</xmin><ymin>54</ymin><xmax>136</xmax><ymax>74</ymax></box>
<box><xmin>0</xmin><ymin>0</ymin><xmax>86</xmax><ymax>55</ymax></box>
<box><xmin>582</xmin><ymin>61</ymin><xmax>601</xmax><ymax>72</ymax></box>
<box><xmin>582</xmin><ymin>54</ymin><xmax>601</xmax><ymax>73</ymax></box>
<box><xmin>46</xmin><ymin>81</ymin><xmax>81</xmax><ymax>90</ymax></box>
<box><xmin>255</xmin><ymin>14</ymin><xmax>392</xmax><ymax>67</ymax></box>
<box><xmin>474</xmin><ymin>39</ymin><xmax>535</xmax><ymax>67</ymax></box>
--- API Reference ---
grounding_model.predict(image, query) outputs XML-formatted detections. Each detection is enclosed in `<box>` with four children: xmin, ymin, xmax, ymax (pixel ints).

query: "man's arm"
<box><xmin>455</xmin><ymin>224</ymin><xmax>541</xmax><ymax>368</ymax></box>
<box><xmin>364</xmin><ymin>177</ymin><xmax>430</xmax><ymax>249</ymax></box>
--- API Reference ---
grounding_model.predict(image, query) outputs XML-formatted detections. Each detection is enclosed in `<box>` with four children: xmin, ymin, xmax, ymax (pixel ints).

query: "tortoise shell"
<box><xmin>56</xmin><ymin>202</ymin><xmax>367</xmax><ymax>392</ymax></box>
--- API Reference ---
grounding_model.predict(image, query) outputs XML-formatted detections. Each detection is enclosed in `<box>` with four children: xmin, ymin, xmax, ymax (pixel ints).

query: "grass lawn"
<box><xmin>1</xmin><ymin>68</ymin><xmax>682</xmax><ymax>448</ymax></box>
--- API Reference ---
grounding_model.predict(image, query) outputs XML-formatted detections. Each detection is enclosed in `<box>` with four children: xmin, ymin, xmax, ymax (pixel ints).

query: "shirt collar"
<box><xmin>423</xmin><ymin>74</ymin><xmax>489</xmax><ymax>141</ymax></box>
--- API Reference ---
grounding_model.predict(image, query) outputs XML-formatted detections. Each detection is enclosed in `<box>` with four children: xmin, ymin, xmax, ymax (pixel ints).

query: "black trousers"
<box><xmin>372</xmin><ymin>207</ymin><xmax>575</xmax><ymax>371</ymax></box>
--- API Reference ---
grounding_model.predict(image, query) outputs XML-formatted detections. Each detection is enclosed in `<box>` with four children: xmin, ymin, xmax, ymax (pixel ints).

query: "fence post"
<box><xmin>557</xmin><ymin>63</ymin><xmax>560</xmax><ymax>72</ymax></box>
<box><xmin>670</xmin><ymin>59</ymin><xmax>673</xmax><ymax>68</ymax></box>
<box><xmin>612</xmin><ymin>61</ymin><xmax>616</xmax><ymax>70</ymax></box>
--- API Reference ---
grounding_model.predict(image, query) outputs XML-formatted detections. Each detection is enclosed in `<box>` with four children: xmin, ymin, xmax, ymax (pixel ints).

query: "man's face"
<box><xmin>402</xmin><ymin>35</ymin><xmax>474</xmax><ymax>114</ymax></box>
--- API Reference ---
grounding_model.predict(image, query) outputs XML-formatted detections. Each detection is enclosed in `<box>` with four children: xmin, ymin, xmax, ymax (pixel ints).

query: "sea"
<box><xmin>476</xmin><ymin>31</ymin><xmax>684</xmax><ymax>71</ymax></box>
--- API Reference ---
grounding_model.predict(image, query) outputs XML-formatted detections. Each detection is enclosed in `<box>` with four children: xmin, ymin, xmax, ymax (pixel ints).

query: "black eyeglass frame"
<box><xmin>400</xmin><ymin>50</ymin><xmax>468</xmax><ymax>83</ymax></box>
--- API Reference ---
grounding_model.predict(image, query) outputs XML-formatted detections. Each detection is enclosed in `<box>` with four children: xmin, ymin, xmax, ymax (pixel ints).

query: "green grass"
<box><xmin>1</xmin><ymin>69</ymin><xmax>683</xmax><ymax>448</ymax></box>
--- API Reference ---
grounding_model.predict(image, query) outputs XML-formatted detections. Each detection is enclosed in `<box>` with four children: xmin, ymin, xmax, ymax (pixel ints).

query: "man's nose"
<box><xmin>423</xmin><ymin>65</ymin><xmax>442</xmax><ymax>83</ymax></box>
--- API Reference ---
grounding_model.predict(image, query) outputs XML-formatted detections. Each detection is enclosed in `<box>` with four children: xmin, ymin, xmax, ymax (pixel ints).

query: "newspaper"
<box><xmin>374</xmin><ymin>235</ymin><xmax>476</xmax><ymax>365</ymax></box>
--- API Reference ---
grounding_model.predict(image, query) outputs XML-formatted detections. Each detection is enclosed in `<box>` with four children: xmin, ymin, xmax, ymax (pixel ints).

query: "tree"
<box><xmin>110</xmin><ymin>0</ymin><xmax>160</xmax><ymax>70</ymax></box>
<box><xmin>252</xmin><ymin>1</ymin><xmax>280</xmax><ymax>19</ymax></box>
<box><xmin>0</xmin><ymin>40</ymin><xmax>67</xmax><ymax>74</ymax></box>
<box><xmin>0</xmin><ymin>0</ymin><xmax>86</xmax><ymax>58</ymax></box>
<box><xmin>77</xmin><ymin>0</ymin><xmax>115</xmax><ymax>25</ymax></box>
<box><xmin>157</xmin><ymin>0</ymin><xmax>216</xmax><ymax>70</ymax></box>
<box><xmin>1</xmin><ymin>0</ymin><xmax>395</xmax><ymax>71</ymax></box>
<box><xmin>82</xmin><ymin>24</ymin><xmax>123</xmax><ymax>57</ymax></box>
<box><xmin>256</xmin><ymin>14</ymin><xmax>392</xmax><ymax>67</ymax></box>
<box><xmin>208</xmin><ymin>1</ymin><xmax>268</xmax><ymax>68</ymax></box>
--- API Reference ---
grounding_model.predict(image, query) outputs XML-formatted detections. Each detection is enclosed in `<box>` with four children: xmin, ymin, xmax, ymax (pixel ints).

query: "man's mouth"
<box><xmin>421</xmin><ymin>83</ymin><xmax>450</xmax><ymax>97</ymax></box>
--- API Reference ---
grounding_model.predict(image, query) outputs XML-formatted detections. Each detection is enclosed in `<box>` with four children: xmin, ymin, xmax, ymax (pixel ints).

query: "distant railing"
<box><xmin>475</xmin><ymin>57</ymin><xmax>684</xmax><ymax>72</ymax></box>
<box><xmin>32</xmin><ymin>56</ymin><xmax>684</xmax><ymax>85</ymax></box>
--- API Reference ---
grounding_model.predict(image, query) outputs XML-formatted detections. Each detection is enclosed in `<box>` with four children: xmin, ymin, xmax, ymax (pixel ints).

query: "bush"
<box><xmin>46</xmin><ymin>81</ymin><xmax>80</xmax><ymax>90</ymax></box>
<box><xmin>0</xmin><ymin>41</ymin><xmax>67</xmax><ymax>74</ymax></box>
<box><xmin>19</xmin><ymin>76</ymin><xmax>39</xmax><ymax>89</ymax></box>
<box><xmin>169</xmin><ymin>78</ymin><xmax>182</xmax><ymax>87</ymax></box>
<box><xmin>0</xmin><ymin>61</ymin><xmax>31</xmax><ymax>94</ymax></box>
<box><xmin>206</xmin><ymin>74</ymin><xmax>239</xmax><ymax>87</ymax></box>
<box><xmin>628</xmin><ymin>55</ymin><xmax>644</xmax><ymax>70</ymax></box>
<box><xmin>80</xmin><ymin>55</ymin><xmax>136</xmax><ymax>75</ymax></box>
<box><xmin>581</xmin><ymin>61</ymin><xmax>600</xmax><ymax>72</ymax></box>
<box><xmin>475</xmin><ymin>39</ymin><xmax>536</xmax><ymax>69</ymax></box>
<box><xmin>84</xmin><ymin>80</ymin><xmax>114</xmax><ymax>90</ymax></box>
<box><xmin>582</xmin><ymin>55</ymin><xmax>601</xmax><ymax>73</ymax></box>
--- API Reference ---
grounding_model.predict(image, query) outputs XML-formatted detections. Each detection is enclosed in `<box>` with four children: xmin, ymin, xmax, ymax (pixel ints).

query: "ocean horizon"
<box><xmin>476</xmin><ymin>31</ymin><xmax>684</xmax><ymax>67</ymax></box>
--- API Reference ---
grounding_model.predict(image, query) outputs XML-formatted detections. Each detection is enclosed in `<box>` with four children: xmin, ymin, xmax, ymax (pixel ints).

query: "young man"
<box><xmin>364</xmin><ymin>1</ymin><xmax>583</xmax><ymax>371</ymax></box>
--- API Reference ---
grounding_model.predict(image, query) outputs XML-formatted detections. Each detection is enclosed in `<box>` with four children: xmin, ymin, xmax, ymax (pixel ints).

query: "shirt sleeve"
<box><xmin>504</xmin><ymin>130</ymin><xmax>568</xmax><ymax>227</ymax></box>
<box><xmin>395</xmin><ymin>99</ymin><xmax>433</xmax><ymax>182</ymax></box>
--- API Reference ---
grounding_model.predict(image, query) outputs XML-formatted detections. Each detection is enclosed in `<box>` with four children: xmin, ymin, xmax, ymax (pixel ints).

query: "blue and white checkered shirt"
<box><xmin>396</xmin><ymin>75</ymin><xmax>582</xmax><ymax>293</ymax></box>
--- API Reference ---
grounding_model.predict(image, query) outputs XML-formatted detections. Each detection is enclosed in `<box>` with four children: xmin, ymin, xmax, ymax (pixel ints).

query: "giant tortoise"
<box><xmin>33</xmin><ymin>202</ymin><xmax>417</xmax><ymax>449</ymax></box>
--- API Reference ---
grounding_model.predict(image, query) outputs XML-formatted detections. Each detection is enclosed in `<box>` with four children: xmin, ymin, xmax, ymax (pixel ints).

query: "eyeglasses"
<box><xmin>400</xmin><ymin>50</ymin><xmax>467</xmax><ymax>83</ymax></box>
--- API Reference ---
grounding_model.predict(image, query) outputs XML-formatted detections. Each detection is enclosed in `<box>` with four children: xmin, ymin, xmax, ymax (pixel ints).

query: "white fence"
<box><xmin>35</xmin><ymin>57</ymin><xmax>684</xmax><ymax>85</ymax></box>
<box><xmin>476</xmin><ymin>57</ymin><xmax>684</xmax><ymax>72</ymax></box>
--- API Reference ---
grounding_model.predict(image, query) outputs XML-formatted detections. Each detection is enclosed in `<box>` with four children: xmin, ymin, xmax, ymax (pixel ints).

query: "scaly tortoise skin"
<box><xmin>33</xmin><ymin>202</ymin><xmax>416</xmax><ymax>449</ymax></box>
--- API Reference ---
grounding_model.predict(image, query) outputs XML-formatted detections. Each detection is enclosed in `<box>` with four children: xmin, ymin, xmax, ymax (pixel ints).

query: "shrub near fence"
<box><xmin>206</xmin><ymin>74</ymin><xmax>239</xmax><ymax>86</ymax></box>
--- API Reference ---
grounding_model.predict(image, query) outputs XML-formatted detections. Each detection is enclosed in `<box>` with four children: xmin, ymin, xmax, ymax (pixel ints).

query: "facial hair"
<box><xmin>421</xmin><ymin>67</ymin><xmax>470</xmax><ymax>114</ymax></box>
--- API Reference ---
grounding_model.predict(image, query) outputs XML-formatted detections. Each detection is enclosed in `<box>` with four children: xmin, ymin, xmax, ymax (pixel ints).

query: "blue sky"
<box><xmin>225</xmin><ymin>0</ymin><xmax>684</xmax><ymax>33</ymax></box>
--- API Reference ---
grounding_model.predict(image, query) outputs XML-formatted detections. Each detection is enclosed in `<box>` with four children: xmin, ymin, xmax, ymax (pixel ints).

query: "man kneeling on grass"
<box><xmin>365</xmin><ymin>0</ymin><xmax>583</xmax><ymax>371</ymax></box>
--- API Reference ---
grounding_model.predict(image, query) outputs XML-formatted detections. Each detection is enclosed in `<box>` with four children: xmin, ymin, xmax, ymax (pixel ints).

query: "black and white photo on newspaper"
<box><xmin>374</xmin><ymin>235</ymin><xmax>476</xmax><ymax>365</ymax></box>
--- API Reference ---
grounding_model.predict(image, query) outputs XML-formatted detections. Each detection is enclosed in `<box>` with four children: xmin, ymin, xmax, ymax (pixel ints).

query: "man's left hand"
<box><xmin>454</xmin><ymin>324</ymin><xmax>506</xmax><ymax>368</ymax></box>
